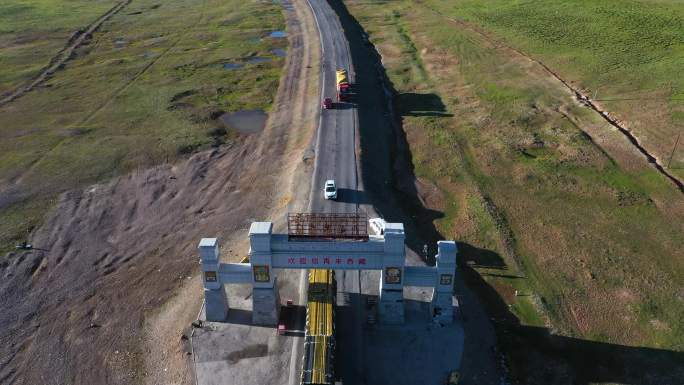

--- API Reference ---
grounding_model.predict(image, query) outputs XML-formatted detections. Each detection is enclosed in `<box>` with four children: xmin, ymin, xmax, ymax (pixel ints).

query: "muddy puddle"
<box><xmin>222</xmin><ymin>62</ymin><xmax>244</xmax><ymax>70</ymax></box>
<box><xmin>247</xmin><ymin>56</ymin><xmax>271</xmax><ymax>64</ymax></box>
<box><xmin>269</xmin><ymin>31</ymin><xmax>287</xmax><ymax>38</ymax></box>
<box><xmin>271</xmin><ymin>48</ymin><xmax>287</xmax><ymax>57</ymax></box>
<box><xmin>220</xmin><ymin>110</ymin><xmax>268</xmax><ymax>134</ymax></box>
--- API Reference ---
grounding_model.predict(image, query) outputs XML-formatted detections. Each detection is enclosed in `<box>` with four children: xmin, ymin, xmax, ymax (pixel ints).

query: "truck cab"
<box><xmin>336</xmin><ymin>69</ymin><xmax>352</xmax><ymax>102</ymax></box>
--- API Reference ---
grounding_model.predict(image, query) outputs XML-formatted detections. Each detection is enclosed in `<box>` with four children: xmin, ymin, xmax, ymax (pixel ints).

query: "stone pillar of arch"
<box><xmin>248</xmin><ymin>222</ymin><xmax>280</xmax><ymax>326</ymax></box>
<box><xmin>199</xmin><ymin>238</ymin><xmax>229</xmax><ymax>321</ymax></box>
<box><xmin>432</xmin><ymin>241</ymin><xmax>457</xmax><ymax>324</ymax></box>
<box><xmin>378</xmin><ymin>223</ymin><xmax>406</xmax><ymax>324</ymax></box>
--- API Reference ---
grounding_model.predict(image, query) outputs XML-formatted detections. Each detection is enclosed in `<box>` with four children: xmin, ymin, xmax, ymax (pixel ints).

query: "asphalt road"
<box><xmin>292</xmin><ymin>0</ymin><xmax>472</xmax><ymax>384</ymax></box>
<box><xmin>307</xmin><ymin>0</ymin><xmax>358</xmax><ymax>215</ymax></box>
<box><xmin>290</xmin><ymin>1</ymin><xmax>367</xmax><ymax>385</ymax></box>
<box><xmin>290</xmin><ymin>1</ymin><xmax>465</xmax><ymax>384</ymax></box>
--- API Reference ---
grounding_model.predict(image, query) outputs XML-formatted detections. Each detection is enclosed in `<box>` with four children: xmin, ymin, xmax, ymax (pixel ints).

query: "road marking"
<box><xmin>289</xmin><ymin>1</ymin><xmax>326</xmax><ymax>385</ymax></box>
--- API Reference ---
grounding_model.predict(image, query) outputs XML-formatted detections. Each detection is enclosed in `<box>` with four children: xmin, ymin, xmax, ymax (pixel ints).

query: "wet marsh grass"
<box><xmin>0</xmin><ymin>0</ymin><xmax>287</xmax><ymax>253</ymax></box>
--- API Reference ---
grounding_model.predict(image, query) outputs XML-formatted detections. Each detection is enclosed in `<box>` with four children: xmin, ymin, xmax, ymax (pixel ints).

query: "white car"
<box><xmin>324</xmin><ymin>180</ymin><xmax>337</xmax><ymax>200</ymax></box>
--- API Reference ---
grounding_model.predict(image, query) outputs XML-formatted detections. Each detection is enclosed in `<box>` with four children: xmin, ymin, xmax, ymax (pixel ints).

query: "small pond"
<box><xmin>220</xmin><ymin>110</ymin><xmax>268</xmax><ymax>134</ymax></box>
<box><xmin>222</xmin><ymin>62</ymin><xmax>244</xmax><ymax>70</ymax></box>
<box><xmin>269</xmin><ymin>31</ymin><xmax>287</xmax><ymax>38</ymax></box>
<box><xmin>271</xmin><ymin>48</ymin><xmax>287</xmax><ymax>57</ymax></box>
<box><xmin>247</xmin><ymin>56</ymin><xmax>271</xmax><ymax>64</ymax></box>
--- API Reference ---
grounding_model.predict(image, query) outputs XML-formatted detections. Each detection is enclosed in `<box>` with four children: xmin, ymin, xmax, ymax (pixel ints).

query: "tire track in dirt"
<box><xmin>417</xmin><ymin>1</ymin><xmax>684</xmax><ymax>194</ymax></box>
<box><xmin>0</xmin><ymin>0</ymin><xmax>132</xmax><ymax>107</ymax></box>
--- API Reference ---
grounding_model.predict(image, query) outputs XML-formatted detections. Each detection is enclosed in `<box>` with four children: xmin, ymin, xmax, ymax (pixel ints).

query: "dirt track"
<box><xmin>0</xmin><ymin>0</ymin><xmax>320</xmax><ymax>383</ymax></box>
<box><xmin>0</xmin><ymin>0</ymin><xmax>132</xmax><ymax>107</ymax></box>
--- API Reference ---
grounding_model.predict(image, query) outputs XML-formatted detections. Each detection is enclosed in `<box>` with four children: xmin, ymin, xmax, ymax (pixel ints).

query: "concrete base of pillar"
<box><xmin>379</xmin><ymin>289</ymin><xmax>404</xmax><ymax>324</ymax></box>
<box><xmin>205</xmin><ymin>288</ymin><xmax>229</xmax><ymax>322</ymax></box>
<box><xmin>431</xmin><ymin>291</ymin><xmax>455</xmax><ymax>324</ymax></box>
<box><xmin>252</xmin><ymin>282</ymin><xmax>280</xmax><ymax>326</ymax></box>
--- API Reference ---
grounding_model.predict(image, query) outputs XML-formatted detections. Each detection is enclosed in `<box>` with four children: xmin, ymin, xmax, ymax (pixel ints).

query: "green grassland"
<box><xmin>0</xmin><ymin>0</ymin><xmax>119</xmax><ymax>94</ymax></box>
<box><xmin>0</xmin><ymin>0</ymin><xmax>287</xmax><ymax>253</ymax></box>
<box><xmin>345</xmin><ymin>0</ymin><xmax>684</xmax><ymax>383</ymax></box>
<box><xmin>425</xmin><ymin>0</ymin><xmax>684</xmax><ymax>177</ymax></box>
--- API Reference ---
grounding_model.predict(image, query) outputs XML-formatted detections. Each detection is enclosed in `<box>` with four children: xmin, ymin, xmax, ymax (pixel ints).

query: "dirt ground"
<box><xmin>0</xmin><ymin>0</ymin><xmax>320</xmax><ymax>383</ymax></box>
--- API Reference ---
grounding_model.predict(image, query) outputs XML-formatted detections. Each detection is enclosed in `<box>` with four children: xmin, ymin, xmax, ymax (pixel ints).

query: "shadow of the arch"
<box><xmin>397</xmin><ymin>92</ymin><xmax>453</xmax><ymax>117</ymax></box>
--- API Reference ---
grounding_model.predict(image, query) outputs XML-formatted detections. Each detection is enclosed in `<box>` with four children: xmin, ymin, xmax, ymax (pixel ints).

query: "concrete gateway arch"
<box><xmin>198</xmin><ymin>213</ymin><xmax>457</xmax><ymax>325</ymax></box>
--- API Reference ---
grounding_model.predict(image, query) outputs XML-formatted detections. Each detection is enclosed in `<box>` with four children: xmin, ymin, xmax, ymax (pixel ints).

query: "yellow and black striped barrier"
<box><xmin>301</xmin><ymin>269</ymin><xmax>335</xmax><ymax>385</ymax></box>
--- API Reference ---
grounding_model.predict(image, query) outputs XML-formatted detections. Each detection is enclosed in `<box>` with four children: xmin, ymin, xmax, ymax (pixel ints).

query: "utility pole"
<box><xmin>667</xmin><ymin>131</ymin><xmax>681</xmax><ymax>169</ymax></box>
